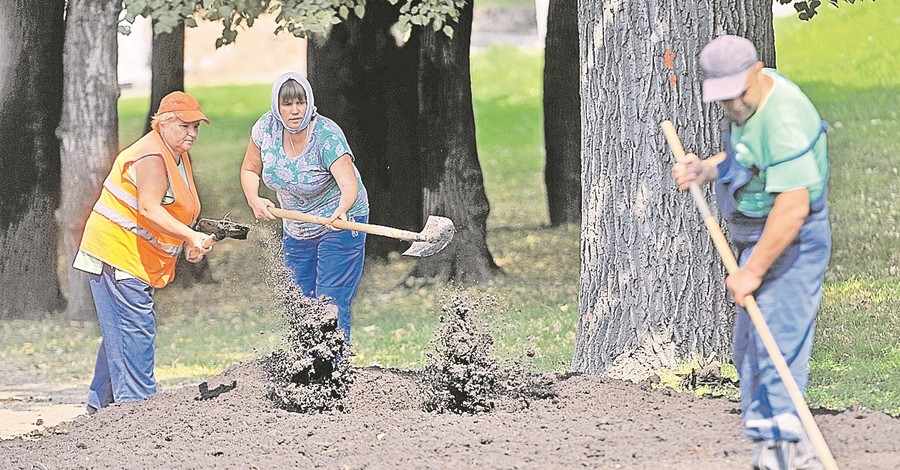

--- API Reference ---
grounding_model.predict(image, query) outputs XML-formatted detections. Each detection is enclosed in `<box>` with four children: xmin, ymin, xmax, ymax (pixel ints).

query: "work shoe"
<box><xmin>85</xmin><ymin>404</ymin><xmax>98</xmax><ymax>416</ymax></box>
<box><xmin>750</xmin><ymin>438</ymin><xmax>825</xmax><ymax>470</ymax></box>
<box><xmin>751</xmin><ymin>439</ymin><xmax>795</xmax><ymax>470</ymax></box>
<box><xmin>793</xmin><ymin>433</ymin><xmax>824</xmax><ymax>470</ymax></box>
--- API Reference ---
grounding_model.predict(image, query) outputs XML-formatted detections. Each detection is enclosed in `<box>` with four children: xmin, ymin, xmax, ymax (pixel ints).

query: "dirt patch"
<box><xmin>264</xmin><ymin>261</ymin><xmax>354</xmax><ymax>413</ymax></box>
<box><xmin>421</xmin><ymin>291</ymin><xmax>553</xmax><ymax>414</ymax></box>
<box><xmin>1</xmin><ymin>360</ymin><xmax>897</xmax><ymax>468</ymax></box>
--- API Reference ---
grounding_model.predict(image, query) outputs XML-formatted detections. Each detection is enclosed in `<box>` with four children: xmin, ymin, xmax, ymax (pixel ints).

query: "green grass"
<box><xmin>1</xmin><ymin>4</ymin><xmax>898</xmax><ymax>416</ymax></box>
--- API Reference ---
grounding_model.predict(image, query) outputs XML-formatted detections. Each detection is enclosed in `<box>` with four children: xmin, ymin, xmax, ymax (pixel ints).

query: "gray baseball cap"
<box><xmin>699</xmin><ymin>35</ymin><xmax>758</xmax><ymax>103</ymax></box>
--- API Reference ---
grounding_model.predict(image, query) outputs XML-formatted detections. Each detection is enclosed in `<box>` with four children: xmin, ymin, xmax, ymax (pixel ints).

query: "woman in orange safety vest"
<box><xmin>74</xmin><ymin>91</ymin><xmax>217</xmax><ymax>413</ymax></box>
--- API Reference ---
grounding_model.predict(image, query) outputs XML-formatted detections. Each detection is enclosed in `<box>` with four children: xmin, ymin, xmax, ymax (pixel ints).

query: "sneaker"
<box><xmin>751</xmin><ymin>439</ymin><xmax>796</xmax><ymax>470</ymax></box>
<box><xmin>85</xmin><ymin>404</ymin><xmax>98</xmax><ymax>415</ymax></box>
<box><xmin>794</xmin><ymin>433</ymin><xmax>824</xmax><ymax>470</ymax></box>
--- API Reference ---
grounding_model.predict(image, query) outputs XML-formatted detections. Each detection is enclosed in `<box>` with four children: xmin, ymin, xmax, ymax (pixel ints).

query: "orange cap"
<box><xmin>157</xmin><ymin>91</ymin><xmax>210</xmax><ymax>124</ymax></box>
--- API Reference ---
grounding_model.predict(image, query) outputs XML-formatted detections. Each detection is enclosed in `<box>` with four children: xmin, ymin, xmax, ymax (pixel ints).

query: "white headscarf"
<box><xmin>271</xmin><ymin>71</ymin><xmax>316</xmax><ymax>134</ymax></box>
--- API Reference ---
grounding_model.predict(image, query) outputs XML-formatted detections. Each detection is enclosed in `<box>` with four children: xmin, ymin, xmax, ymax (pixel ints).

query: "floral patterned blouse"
<box><xmin>252</xmin><ymin>112</ymin><xmax>369</xmax><ymax>240</ymax></box>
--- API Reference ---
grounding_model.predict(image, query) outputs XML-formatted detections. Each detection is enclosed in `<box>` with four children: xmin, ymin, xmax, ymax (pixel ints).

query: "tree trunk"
<box><xmin>0</xmin><ymin>0</ymin><xmax>66</xmax><ymax>319</ymax></box>
<box><xmin>144</xmin><ymin>21</ymin><xmax>185</xmax><ymax>134</ymax></box>
<box><xmin>308</xmin><ymin>1</ymin><xmax>423</xmax><ymax>258</ymax></box>
<box><xmin>57</xmin><ymin>0</ymin><xmax>122</xmax><ymax>320</ymax></box>
<box><xmin>412</xmin><ymin>0</ymin><xmax>499</xmax><ymax>282</ymax></box>
<box><xmin>543</xmin><ymin>0</ymin><xmax>581</xmax><ymax>227</ymax></box>
<box><xmin>720</xmin><ymin>4</ymin><xmax>776</xmax><ymax>67</ymax></box>
<box><xmin>574</xmin><ymin>0</ymin><xmax>770</xmax><ymax>379</ymax></box>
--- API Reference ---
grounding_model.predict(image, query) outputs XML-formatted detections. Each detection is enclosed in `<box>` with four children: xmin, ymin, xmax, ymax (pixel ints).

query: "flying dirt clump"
<box><xmin>421</xmin><ymin>290</ymin><xmax>556</xmax><ymax>414</ymax></box>
<box><xmin>256</xmin><ymin>228</ymin><xmax>354</xmax><ymax>413</ymax></box>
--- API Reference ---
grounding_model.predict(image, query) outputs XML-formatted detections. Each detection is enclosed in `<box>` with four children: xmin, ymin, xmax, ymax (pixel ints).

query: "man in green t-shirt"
<box><xmin>673</xmin><ymin>35</ymin><xmax>831</xmax><ymax>470</ymax></box>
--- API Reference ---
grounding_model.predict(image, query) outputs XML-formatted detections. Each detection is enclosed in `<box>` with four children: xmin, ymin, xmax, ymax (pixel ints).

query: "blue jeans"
<box><xmin>282</xmin><ymin>215</ymin><xmax>367</xmax><ymax>343</ymax></box>
<box><xmin>732</xmin><ymin>208</ymin><xmax>831</xmax><ymax>441</ymax></box>
<box><xmin>86</xmin><ymin>264</ymin><xmax>157</xmax><ymax>409</ymax></box>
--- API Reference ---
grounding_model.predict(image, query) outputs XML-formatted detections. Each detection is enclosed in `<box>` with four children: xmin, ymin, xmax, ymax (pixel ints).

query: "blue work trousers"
<box><xmin>282</xmin><ymin>215</ymin><xmax>367</xmax><ymax>343</ymax></box>
<box><xmin>731</xmin><ymin>207</ymin><xmax>831</xmax><ymax>442</ymax></box>
<box><xmin>86</xmin><ymin>264</ymin><xmax>157</xmax><ymax>409</ymax></box>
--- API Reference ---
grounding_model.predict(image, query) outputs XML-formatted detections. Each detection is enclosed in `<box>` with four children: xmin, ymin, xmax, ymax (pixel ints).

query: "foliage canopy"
<box><xmin>121</xmin><ymin>0</ymin><xmax>465</xmax><ymax>46</ymax></box>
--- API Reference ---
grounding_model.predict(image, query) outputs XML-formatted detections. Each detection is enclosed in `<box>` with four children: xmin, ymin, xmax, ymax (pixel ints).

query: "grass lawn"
<box><xmin>0</xmin><ymin>2</ymin><xmax>896</xmax><ymax>416</ymax></box>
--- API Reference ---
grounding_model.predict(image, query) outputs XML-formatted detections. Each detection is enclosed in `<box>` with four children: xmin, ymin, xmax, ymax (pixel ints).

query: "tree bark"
<box><xmin>543</xmin><ymin>0</ymin><xmax>581</xmax><ymax>227</ymax></box>
<box><xmin>308</xmin><ymin>1</ymin><xmax>423</xmax><ymax>258</ymax></box>
<box><xmin>0</xmin><ymin>0</ymin><xmax>66</xmax><ymax>319</ymax></box>
<box><xmin>573</xmin><ymin>0</ymin><xmax>769</xmax><ymax>379</ymax></box>
<box><xmin>144</xmin><ymin>21</ymin><xmax>185</xmax><ymax>134</ymax></box>
<box><xmin>412</xmin><ymin>0</ymin><xmax>499</xmax><ymax>282</ymax></box>
<box><xmin>57</xmin><ymin>0</ymin><xmax>122</xmax><ymax>320</ymax></box>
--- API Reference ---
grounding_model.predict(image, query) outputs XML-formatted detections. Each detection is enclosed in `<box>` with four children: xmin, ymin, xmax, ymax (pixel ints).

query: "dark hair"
<box><xmin>279</xmin><ymin>79</ymin><xmax>307</xmax><ymax>104</ymax></box>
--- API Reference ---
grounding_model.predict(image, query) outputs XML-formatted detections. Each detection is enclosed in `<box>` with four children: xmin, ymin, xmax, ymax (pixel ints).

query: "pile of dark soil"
<box><xmin>1</xmin><ymin>358</ymin><xmax>898</xmax><ymax>468</ymax></box>
<box><xmin>264</xmin><ymin>264</ymin><xmax>353</xmax><ymax>413</ymax></box>
<box><xmin>421</xmin><ymin>291</ymin><xmax>554</xmax><ymax>414</ymax></box>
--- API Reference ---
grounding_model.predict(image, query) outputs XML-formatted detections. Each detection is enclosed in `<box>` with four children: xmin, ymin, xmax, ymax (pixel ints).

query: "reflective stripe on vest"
<box><xmin>102</xmin><ymin>179</ymin><xmax>139</xmax><ymax>210</ymax></box>
<box><xmin>92</xmin><ymin>200</ymin><xmax>184</xmax><ymax>257</ymax></box>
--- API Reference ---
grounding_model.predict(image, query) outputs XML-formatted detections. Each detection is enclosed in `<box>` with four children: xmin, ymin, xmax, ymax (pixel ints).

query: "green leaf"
<box><xmin>354</xmin><ymin>4</ymin><xmax>365</xmax><ymax>18</ymax></box>
<box><xmin>443</xmin><ymin>24</ymin><xmax>454</xmax><ymax>39</ymax></box>
<box><xmin>339</xmin><ymin>5</ymin><xmax>350</xmax><ymax>20</ymax></box>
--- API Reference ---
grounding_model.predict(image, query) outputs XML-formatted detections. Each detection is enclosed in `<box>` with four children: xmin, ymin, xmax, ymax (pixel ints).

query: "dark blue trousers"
<box><xmin>282</xmin><ymin>215</ymin><xmax>367</xmax><ymax>343</ymax></box>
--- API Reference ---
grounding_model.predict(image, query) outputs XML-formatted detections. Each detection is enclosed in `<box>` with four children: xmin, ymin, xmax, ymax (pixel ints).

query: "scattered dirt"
<box><xmin>264</xmin><ymin>261</ymin><xmax>354</xmax><ymax>414</ymax></box>
<box><xmin>1</xmin><ymin>359</ymin><xmax>898</xmax><ymax>468</ymax></box>
<box><xmin>421</xmin><ymin>291</ymin><xmax>553</xmax><ymax>414</ymax></box>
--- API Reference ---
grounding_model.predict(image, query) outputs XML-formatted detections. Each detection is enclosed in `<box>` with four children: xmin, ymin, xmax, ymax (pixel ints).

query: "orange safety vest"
<box><xmin>78</xmin><ymin>131</ymin><xmax>201</xmax><ymax>288</ymax></box>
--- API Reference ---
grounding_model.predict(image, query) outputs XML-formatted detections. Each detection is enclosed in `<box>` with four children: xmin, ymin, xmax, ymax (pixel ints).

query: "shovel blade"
<box><xmin>401</xmin><ymin>216</ymin><xmax>455</xmax><ymax>257</ymax></box>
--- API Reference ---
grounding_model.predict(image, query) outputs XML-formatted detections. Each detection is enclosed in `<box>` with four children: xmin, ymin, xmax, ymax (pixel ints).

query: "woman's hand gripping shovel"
<box><xmin>660</xmin><ymin>121</ymin><xmax>839</xmax><ymax>470</ymax></box>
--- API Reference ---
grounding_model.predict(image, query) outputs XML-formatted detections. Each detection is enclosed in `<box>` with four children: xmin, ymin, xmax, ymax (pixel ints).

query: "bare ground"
<box><xmin>1</xmin><ymin>360</ymin><xmax>898</xmax><ymax>469</ymax></box>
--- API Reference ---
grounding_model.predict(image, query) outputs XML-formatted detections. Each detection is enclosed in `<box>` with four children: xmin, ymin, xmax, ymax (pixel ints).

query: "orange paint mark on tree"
<box><xmin>664</xmin><ymin>50</ymin><xmax>676</xmax><ymax>70</ymax></box>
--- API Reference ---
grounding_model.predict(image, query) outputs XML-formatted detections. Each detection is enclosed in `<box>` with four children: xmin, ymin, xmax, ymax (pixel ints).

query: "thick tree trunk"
<box><xmin>308</xmin><ymin>1</ymin><xmax>423</xmax><ymax>258</ymax></box>
<box><xmin>543</xmin><ymin>0</ymin><xmax>581</xmax><ymax>227</ymax></box>
<box><xmin>574</xmin><ymin>0</ymin><xmax>769</xmax><ymax>379</ymax></box>
<box><xmin>412</xmin><ymin>0</ymin><xmax>499</xmax><ymax>282</ymax></box>
<box><xmin>57</xmin><ymin>0</ymin><xmax>122</xmax><ymax>320</ymax></box>
<box><xmin>0</xmin><ymin>0</ymin><xmax>66</xmax><ymax>319</ymax></box>
<box><xmin>720</xmin><ymin>4</ymin><xmax>776</xmax><ymax>67</ymax></box>
<box><xmin>144</xmin><ymin>21</ymin><xmax>185</xmax><ymax>134</ymax></box>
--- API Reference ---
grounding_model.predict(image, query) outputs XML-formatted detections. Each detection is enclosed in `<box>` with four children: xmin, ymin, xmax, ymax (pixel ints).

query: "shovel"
<box><xmin>268</xmin><ymin>207</ymin><xmax>455</xmax><ymax>257</ymax></box>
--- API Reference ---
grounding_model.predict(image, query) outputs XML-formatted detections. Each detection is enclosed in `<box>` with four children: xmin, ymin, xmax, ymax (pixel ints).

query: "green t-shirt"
<box><xmin>729</xmin><ymin>69</ymin><xmax>828</xmax><ymax>216</ymax></box>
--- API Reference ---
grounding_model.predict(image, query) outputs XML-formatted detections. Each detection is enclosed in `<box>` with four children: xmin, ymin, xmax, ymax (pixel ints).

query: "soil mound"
<box><xmin>1</xmin><ymin>360</ymin><xmax>898</xmax><ymax>469</ymax></box>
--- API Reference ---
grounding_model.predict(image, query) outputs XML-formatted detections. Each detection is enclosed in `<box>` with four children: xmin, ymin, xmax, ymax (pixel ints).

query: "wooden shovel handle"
<box><xmin>269</xmin><ymin>207</ymin><xmax>425</xmax><ymax>242</ymax></box>
<box><xmin>661</xmin><ymin>121</ymin><xmax>737</xmax><ymax>273</ymax></box>
<box><xmin>660</xmin><ymin>121</ymin><xmax>839</xmax><ymax>470</ymax></box>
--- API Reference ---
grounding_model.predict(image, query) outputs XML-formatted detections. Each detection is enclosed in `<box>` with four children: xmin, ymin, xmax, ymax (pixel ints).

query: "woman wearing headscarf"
<box><xmin>74</xmin><ymin>91</ymin><xmax>216</xmax><ymax>412</ymax></box>
<box><xmin>240</xmin><ymin>71</ymin><xmax>369</xmax><ymax>345</ymax></box>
